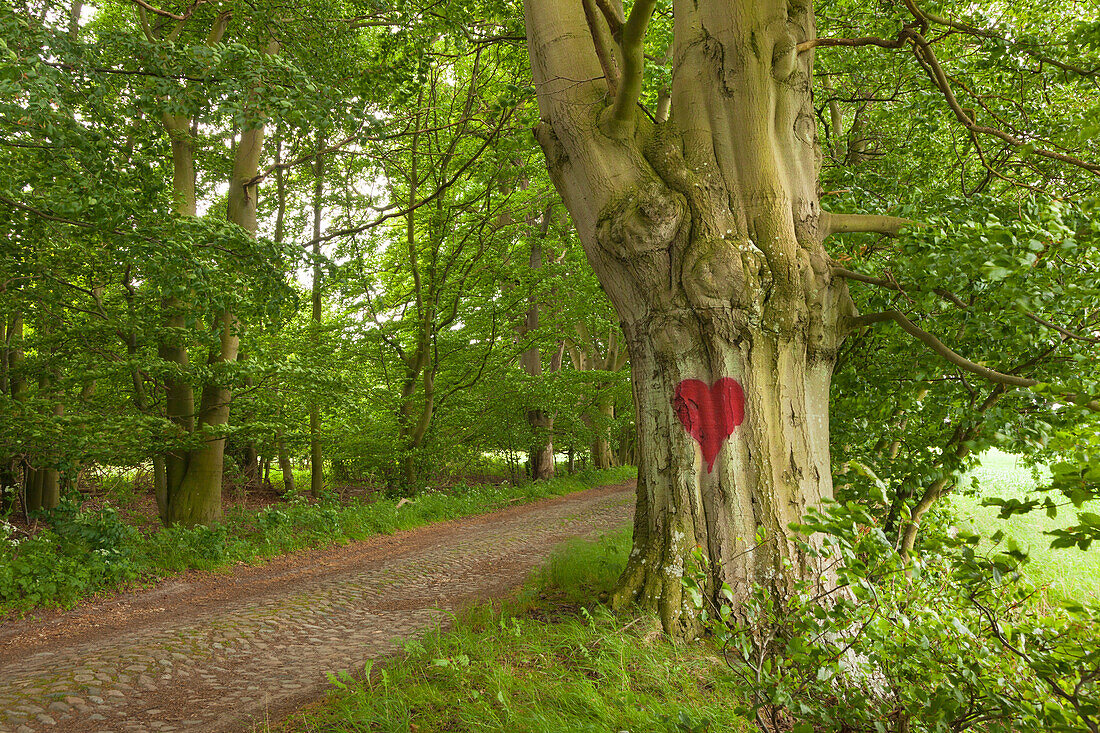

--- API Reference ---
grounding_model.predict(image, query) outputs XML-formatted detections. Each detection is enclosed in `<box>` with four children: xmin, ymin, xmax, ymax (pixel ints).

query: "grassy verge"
<box><xmin>952</xmin><ymin>449</ymin><xmax>1100</xmax><ymax>603</ymax></box>
<box><xmin>0</xmin><ymin>466</ymin><xmax>636</xmax><ymax>618</ymax></box>
<box><xmin>272</xmin><ymin>529</ymin><xmax>751</xmax><ymax>733</ymax></box>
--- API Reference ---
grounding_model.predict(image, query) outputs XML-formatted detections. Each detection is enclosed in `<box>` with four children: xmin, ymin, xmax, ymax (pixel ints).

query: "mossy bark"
<box><xmin>162</xmin><ymin>41</ymin><xmax>276</xmax><ymax>524</ymax></box>
<box><xmin>525</xmin><ymin>0</ymin><xmax>854</xmax><ymax>633</ymax></box>
<box><xmin>165</xmin><ymin>82</ymin><xmax>273</xmax><ymax>523</ymax></box>
<box><xmin>589</xmin><ymin>392</ymin><xmax>616</xmax><ymax>470</ymax></box>
<box><xmin>309</xmin><ymin>135</ymin><xmax>326</xmax><ymax>498</ymax></box>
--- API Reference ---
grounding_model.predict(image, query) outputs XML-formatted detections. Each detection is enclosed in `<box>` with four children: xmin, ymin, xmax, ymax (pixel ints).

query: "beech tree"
<box><xmin>521</xmin><ymin>0</ymin><xmax>1099</xmax><ymax>633</ymax></box>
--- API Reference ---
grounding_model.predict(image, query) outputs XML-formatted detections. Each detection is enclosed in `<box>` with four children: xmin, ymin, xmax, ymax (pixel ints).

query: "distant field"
<box><xmin>952</xmin><ymin>450</ymin><xmax>1100</xmax><ymax>604</ymax></box>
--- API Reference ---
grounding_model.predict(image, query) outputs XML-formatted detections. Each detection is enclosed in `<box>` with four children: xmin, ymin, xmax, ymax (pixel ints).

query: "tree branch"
<box><xmin>908</xmin><ymin>31</ymin><xmax>1100</xmax><ymax>175</ymax></box>
<box><xmin>608</xmin><ymin>0</ymin><xmax>656</xmax><ymax>134</ymax></box>
<box><xmin>849</xmin><ymin>309</ymin><xmax>1099</xmax><ymax>410</ymax></box>
<box><xmin>129</xmin><ymin>0</ymin><xmax>206</xmax><ymax>22</ymax></box>
<box><xmin>592</xmin><ymin>0</ymin><xmax>624</xmax><ymax>38</ymax></box>
<box><xmin>1024</xmin><ymin>311</ymin><xmax>1100</xmax><ymax>344</ymax></box>
<box><xmin>830</xmin><ymin>266</ymin><xmax>968</xmax><ymax>309</ymax></box>
<box><xmin>581</xmin><ymin>0</ymin><xmax>621</xmax><ymax>95</ymax></box>
<box><xmin>821</xmin><ymin>211</ymin><xmax>917</xmax><ymax>238</ymax></box>
<box><xmin>833</xmin><ymin>266</ymin><xmax>1097</xmax><ymax>337</ymax></box>
<box><xmin>904</xmin><ymin>0</ymin><xmax>1099</xmax><ymax>77</ymax></box>
<box><xmin>797</xmin><ymin>35</ymin><xmax>908</xmax><ymax>53</ymax></box>
<box><xmin>306</xmin><ymin>109</ymin><xmax>511</xmax><ymax>246</ymax></box>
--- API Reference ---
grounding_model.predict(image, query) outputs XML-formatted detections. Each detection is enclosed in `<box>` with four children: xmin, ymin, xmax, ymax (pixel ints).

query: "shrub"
<box><xmin>684</xmin><ymin>499</ymin><xmax>1100</xmax><ymax>732</ymax></box>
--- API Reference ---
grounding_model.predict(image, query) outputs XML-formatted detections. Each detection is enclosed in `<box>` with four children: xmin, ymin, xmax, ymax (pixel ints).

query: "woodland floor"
<box><xmin>0</xmin><ymin>481</ymin><xmax>635</xmax><ymax>733</ymax></box>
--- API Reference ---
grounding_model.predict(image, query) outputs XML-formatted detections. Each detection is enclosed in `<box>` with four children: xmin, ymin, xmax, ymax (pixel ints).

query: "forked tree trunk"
<box><xmin>166</xmin><ymin>49</ymin><xmax>275</xmax><ymax>523</ymax></box>
<box><xmin>525</xmin><ymin>0</ymin><xmax>855</xmax><ymax>633</ymax></box>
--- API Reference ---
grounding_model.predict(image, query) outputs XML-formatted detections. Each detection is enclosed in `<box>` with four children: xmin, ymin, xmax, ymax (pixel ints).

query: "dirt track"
<box><xmin>0</xmin><ymin>481</ymin><xmax>635</xmax><ymax>733</ymax></box>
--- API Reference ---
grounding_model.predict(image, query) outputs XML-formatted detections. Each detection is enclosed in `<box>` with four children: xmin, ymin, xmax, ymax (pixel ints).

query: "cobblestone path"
<box><xmin>0</xmin><ymin>483</ymin><xmax>635</xmax><ymax>733</ymax></box>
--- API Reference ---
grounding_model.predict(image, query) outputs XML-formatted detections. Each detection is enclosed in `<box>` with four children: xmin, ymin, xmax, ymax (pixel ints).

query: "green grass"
<box><xmin>0</xmin><ymin>466</ymin><xmax>637</xmax><ymax>617</ymax></box>
<box><xmin>952</xmin><ymin>449</ymin><xmax>1100</xmax><ymax>604</ymax></box>
<box><xmin>272</xmin><ymin>529</ymin><xmax>752</xmax><ymax>733</ymax></box>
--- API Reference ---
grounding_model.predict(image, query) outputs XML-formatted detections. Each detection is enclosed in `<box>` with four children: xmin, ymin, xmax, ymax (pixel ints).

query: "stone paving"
<box><xmin>0</xmin><ymin>485</ymin><xmax>634</xmax><ymax>733</ymax></box>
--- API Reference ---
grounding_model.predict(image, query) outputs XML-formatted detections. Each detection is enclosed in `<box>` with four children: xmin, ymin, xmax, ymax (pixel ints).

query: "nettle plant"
<box><xmin>683</xmin><ymin>500</ymin><xmax>1100</xmax><ymax>733</ymax></box>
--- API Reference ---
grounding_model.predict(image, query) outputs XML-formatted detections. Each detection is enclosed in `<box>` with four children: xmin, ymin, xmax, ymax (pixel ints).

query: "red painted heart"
<box><xmin>673</xmin><ymin>378</ymin><xmax>745</xmax><ymax>473</ymax></box>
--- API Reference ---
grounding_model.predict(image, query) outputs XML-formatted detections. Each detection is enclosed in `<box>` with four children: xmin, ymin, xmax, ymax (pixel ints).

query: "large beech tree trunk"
<box><xmin>525</xmin><ymin>0</ymin><xmax>856</xmax><ymax>633</ymax></box>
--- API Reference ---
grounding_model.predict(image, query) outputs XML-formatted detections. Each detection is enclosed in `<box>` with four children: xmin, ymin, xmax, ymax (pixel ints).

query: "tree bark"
<box><xmin>568</xmin><ymin>323</ymin><xmax>628</xmax><ymax>470</ymax></box>
<box><xmin>309</xmin><ymin>134</ymin><xmax>325</xmax><ymax>497</ymax></box>
<box><xmin>1</xmin><ymin>314</ymin><xmax>15</xmax><ymax>512</ymax></box>
<box><xmin>8</xmin><ymin>312</ymin><xmax>28</xmax><ymax>515</ymax></box>
<box><xmin>167</xmin><ymin>41</ymin><xmax>277</xmax><ymax>523</ymax></box>
<box><xmin>520</xmin><ymin>232</ymin><xmax>558</xmax><ymax>481</ymax></box>
<box><xmin>276</xmin><ymin>430</ymin><xmax>295</xmax><ymax>494</ymax></box>
<box><xmin>157</xmin><ymin>111</ymin><xmax>197</xmax><ymax>520</ymax></box>
<box><xmin>525</xmin><ymin>0</ymin><xmax>854</xmax><ymax>633</ymax></box>
<box><xmin>25</xmin><ymin>342</ymin><xmax>62</xmax><ymax>512</ymax></box>
<box><xmin>588</xmin><ymin>389</ymin><xmax>616</xmax><ymax>469</ymax></box>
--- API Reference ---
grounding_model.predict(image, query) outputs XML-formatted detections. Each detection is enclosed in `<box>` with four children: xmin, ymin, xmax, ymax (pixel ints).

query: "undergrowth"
<box><xmin>271</xmin><ymin>529</ymin><xmax>752</xmax><ymax>733</ymax></box>
<box><xmin>0</xmin><ymin>466</ymin><xmax>636</xmax><ymax>617</ymax></box>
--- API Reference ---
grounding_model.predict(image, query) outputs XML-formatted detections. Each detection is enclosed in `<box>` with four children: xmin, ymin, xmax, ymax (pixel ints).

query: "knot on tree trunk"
<box><xmin>596</xmin><ymin>182</ymin><xmax>686</xmax><ymax>259</ymax></box>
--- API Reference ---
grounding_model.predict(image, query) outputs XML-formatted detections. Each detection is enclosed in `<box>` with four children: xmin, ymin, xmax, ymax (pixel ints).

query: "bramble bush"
<box><xmin>684</xmin><ymin>499</ymin><xmax>1100</xmax><ymax>732</ymax></box>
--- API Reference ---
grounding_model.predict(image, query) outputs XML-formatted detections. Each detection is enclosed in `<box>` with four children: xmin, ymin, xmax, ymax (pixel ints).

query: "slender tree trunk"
<box><xmin>239</xmin><ymin>355</ymin><xmax>260</xmax><ymax>490</ymax></box>
<box><xmin>168</xmin><ymin>309</ymin><xmax>238</xmax><ymax>524</ymax></box>
<box><xmin>0</xmin><ymin>315</ymin><xmax>13</xmax><ymax>512</ymax></box>
<box><xmin>0</xmin><ymin>316</ymin><xmax>7</xmax><ymax>398</ymax></box>
<box><xmin>159</xmin><ymin>112</ymin><xmax>198</xmax><ymax>518</ymax></box>
<box><xmin>24</xmin><ymin>467</ymin><xmax>41</xmax><ymax>512</ymax></box>
<box><xmin>67</xmin><ymin>0</ymin><xmax>81</xmax><ymax>40</ymax></box>
<box><xmin>276</xmin><ymin>431</ymin><xmax>295</xmax><ymax>494</ymax></box>
<box><xmin>616</xmin><ymin>410</ymin><xmax>636</xmax><ymax>466</ymax></box>
<box><xmin>525</xmin><ymin>0</ymin><xmax>856</xmax><ymax>633</ymax></box>
<box><xmin>589</xmin><ymin>388</ymin><xmax>615</xmax><ymax>469</ymax></box>
<box><xmin>272</xmin><ymin>141</ymin><xmax>297</xmax><ymax>498</ymax></box>
<box><xmin>40</xmin><ymin>400</ymin><xmax>63</xmax><ymax>510</ymax></box>
<box><xmin>309</xmin><ymin>135</ymin><xmax>325</xmax><ymax>497</ymax></box>
<box><xmin>398</xmin><ymin>365</ymin><xmax>435</xmax><ymax>490</ymax></box>
<box><xmin>242</xmin><ymin>443</ymin><xmax>259</xmax><ymax>489</ymax></box>
<box><xmin>520</xmin><ymin>218</ymin><xmax>558</xmax><ymax>481</ymax></box>
<box><xmin>392</xmin><ymin>101</ymin><xmax>433</xmax><ymax>494</ymax></box>
<box><xmin>123</xmin><ymin>280</ymin><xmax>170</xmax><ymax>521</ymax></box>
<box><xmin>897</xmin><ymin>389</ymin><xmax>1003</xmax><ymax>558</ymax></box>
<box><xmin>527</xmin><ymin>411</ymin><xmax>556</xmax><ymax>480</ymax></box>
<box><xmin>9</xmin><ymin>312</ymin><xmax>27</xmax><ymax>514</ymax></box>
<box><xmin>26</xmin><ymin>344</ymin><xmax>62</xmax><ymax>512</ymax></box>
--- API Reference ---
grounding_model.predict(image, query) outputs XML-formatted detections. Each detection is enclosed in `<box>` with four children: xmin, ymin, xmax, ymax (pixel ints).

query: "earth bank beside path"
<box><xmin>0</xmin><ymin>481</ymin><xmax>636</xmax><ymax>733</ymax></box>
